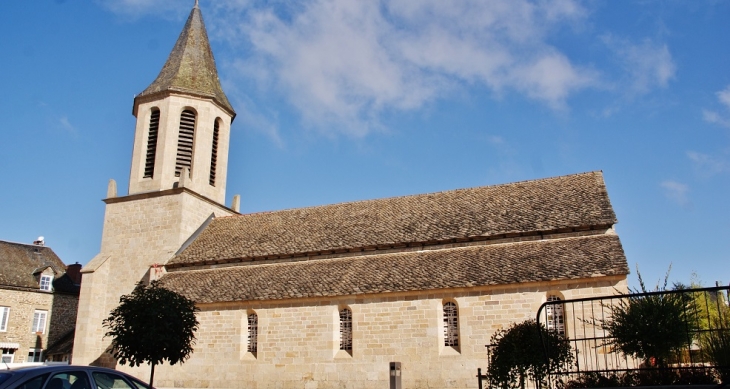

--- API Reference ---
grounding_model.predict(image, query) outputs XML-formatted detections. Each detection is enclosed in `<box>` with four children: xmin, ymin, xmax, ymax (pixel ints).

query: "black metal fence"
<box><xmin>478</xmin><ymin>285</ymin><xmax>730</xmax><ymax>389</ymax></box>
<box><xmin>537</xmin><ymin>285</ymin><xmax>730</xmax><ymax>387</ymax></box>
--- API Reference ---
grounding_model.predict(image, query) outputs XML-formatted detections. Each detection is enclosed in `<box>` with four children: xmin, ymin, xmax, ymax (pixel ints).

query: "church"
<box><xmin>72</xmin><ymin>2</ymin><xmax>630</xmax><ymax>388</ymax></box>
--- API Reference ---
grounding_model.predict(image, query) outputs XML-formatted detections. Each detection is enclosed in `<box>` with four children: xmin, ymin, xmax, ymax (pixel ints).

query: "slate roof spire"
<box><xmin>134</xmin><ymin>1</ymin><xmax>235</xmax><ymax>117</ymax></box>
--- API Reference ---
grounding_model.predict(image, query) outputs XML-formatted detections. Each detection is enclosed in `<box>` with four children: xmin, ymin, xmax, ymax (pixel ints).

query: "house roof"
<box><xmin>167</xmin><ymin>171</ymin><xmax>617</xmax><ymax>267</ymax></box>
<box><xmin>133</xmin><ymin>2</ymin><xmax>235</xmax><ymax>117</ymax></box>
<box><xmin>0</xmin><ymin>240</ymin><xmax>79</xmax><ymax>294</ymax></box>
<box><xmin>159</xmin><ymin>234</ymin><xmax>628</xmax><ymax>304</ymax></box>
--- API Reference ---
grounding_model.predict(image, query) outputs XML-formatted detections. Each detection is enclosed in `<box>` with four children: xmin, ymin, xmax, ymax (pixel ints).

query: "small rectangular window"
<box><xmin>0</xmin><ymin>307</ymin><xmax>9</xmax><ymax>332</ymax></box>
<box><xmin>1</xmin><ymin>348</ymin><xmax>14</xmax><ymax>364</ymax></box>
<box><xmin>27</xmin><ymin>348</ymin><xmax>43</xmax><ymax>363</ymax></box>
<box><xmin>40</xmin><ymin>275</ymin><xmax>52</xmax><ymax>291</ymax></box>
<box><xmin>32</xmin><ymin>310</ymin><xmax>47</xmax><ymax>333</ymax></box>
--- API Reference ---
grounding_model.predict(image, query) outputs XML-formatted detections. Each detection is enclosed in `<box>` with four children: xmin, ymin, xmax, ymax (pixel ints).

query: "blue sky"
<box><xmin>1</xmin><ymin>0</ymin><xmax>728</xmax><ymax>288</ymax></box>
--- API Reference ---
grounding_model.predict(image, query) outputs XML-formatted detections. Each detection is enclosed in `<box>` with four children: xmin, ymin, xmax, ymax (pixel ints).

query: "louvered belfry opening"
<box><xmin>209</xmin><ymin>119</ymin><xmax>219</xmax><ymax>186</ymax></box>
<box><xmin>443</xmin><ymin>302</ymin><xmax>459</xmax><ymax>347</ymax></box>
<box><xmin>339</xmin><ymin>308</ymin><xmax>353</xmax><ymax>351</ymax></box>
<box><xmin>175</xmin><ymin>109</ymin><xmax>196</xmax><ymax>177</ymax></box>
<box><xmin>143</xmin><ymin>108</ymin><xmax>160</xmax><ymax>178</ymax></box>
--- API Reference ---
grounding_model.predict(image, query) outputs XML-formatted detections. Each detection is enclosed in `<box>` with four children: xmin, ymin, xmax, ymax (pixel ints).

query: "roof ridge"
<box><xmin>228</xmin><ymin>171</ymin><xmax>603</xmax><ymax>217</ymax></box>
<box><xmin>0</xmin><ymin>239</ymin><xmax>51</xmax><ymax>248</ymax></box>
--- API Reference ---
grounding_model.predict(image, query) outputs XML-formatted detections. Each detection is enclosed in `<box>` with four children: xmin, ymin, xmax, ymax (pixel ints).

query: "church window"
<box><xmin>443</xmin><ymin>301</ymin><xmax>459</xmax><ymax>347</ymax></box>
<box><xmin>32</xmin><ymin>310</ymin><xmax>47</xmax><ymax>333</ymax></box>
<box><xmin>546</xmin><ymin>295</ymin><xmax>565</xmax><ymax>335</ymax></box>
<box><xmin>0</xmin><ymin>307</ymin><xmax>9</xmax><ymax>332</ymax></box>
<box><xmin>175</xmin><ymin>109</ymin><xmax>196</xmax><ymax>177</ymax></box>
<box><xmin>209</xmin><ymin>119</ymin><xmax>220</xmax><ymax>186</ymax></box>
<box><xmin>339</xmin><ymin>308</ymin><xmax>352</xmax><ymax>352</ymax></box>
<box><xmin>143</xmin><ymin>108</ymin><xmax>160</xmax><ymax>178</ymax></box>
<box><xmin>40</xmin><ymin>275</ymin><xmax>52</xmax><ymax>291</ymax></box>
<box><xmin>247</xmin><ymin>313</ymin><xmax>258</xmax><ymax>354</ymax></box>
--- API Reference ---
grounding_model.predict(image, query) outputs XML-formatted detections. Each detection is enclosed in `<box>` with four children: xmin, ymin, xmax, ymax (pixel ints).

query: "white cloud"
<box><xmin>59</xmin><ymin>116</ymin><xmax>77</xmax><ymax>135</ymax></box>
<box><xmin>208</xmin><ymin>0</ymin><xmax>598</xmax><ymax>136</ymax></box>
<box><xmin>718</xmin><ymin>85</ymin><xmax>730</xmax><ymax>110</ymax></box>
<box><xmin>98</xmin><ymin>1</ymin><xmax>673</xmax><ymax>137</ymax></box>
<box><xmin>687</xmin><ymin>151</ymin><xmax>729</xmax><ymax>177</ymax></box>
<box><xmin>604</xmin><ymin>36</ymin><xmax>676</xmax><ymax>94</ymax></box>
<box><xmin>660</xmin><ymin>180</ymin><xmax>690</xmax><ymax>208</ymax></box>
<box><xmin>703</xmin><ymin>84</ymin><xmax>730</xmax><ymax>128</ymax></box>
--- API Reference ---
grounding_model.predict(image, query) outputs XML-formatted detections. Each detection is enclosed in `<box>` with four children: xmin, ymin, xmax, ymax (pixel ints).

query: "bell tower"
<box><xmin>73</xmin><ymin>1</ymin><xmax>238</xmax><ymax>367</ymax></box>
<box><xmin>128</xmin><ymin>0</ymin><xmax>235</xmax><ymax>204</ymax></box>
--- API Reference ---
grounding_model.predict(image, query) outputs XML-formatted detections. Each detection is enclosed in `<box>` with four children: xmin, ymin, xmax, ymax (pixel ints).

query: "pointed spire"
<box><xmin>134</xmin><ymin>2</ymin><xmax>235</xmax><ymax>117</ymax></box>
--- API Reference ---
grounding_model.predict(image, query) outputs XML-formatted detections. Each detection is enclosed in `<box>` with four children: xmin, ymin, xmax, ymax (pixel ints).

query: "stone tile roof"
<box><xmin>0</xmin><ymin>240</ymin><xmax>78</xmax><ymax>294</ymax></box>
<box><xmin>168</xmin><ymin>172</ymin><xmax>616</xmax><ymax>267</ymax></box>
<box><xmin>159</xmin><ymin>234</ymin><xmax>628</xmax><ymax>303</ymax></box>
<box><xmin>134</xmin><ymin>3</ymin><xmax>235</xmax><ymax>117</ymax></box>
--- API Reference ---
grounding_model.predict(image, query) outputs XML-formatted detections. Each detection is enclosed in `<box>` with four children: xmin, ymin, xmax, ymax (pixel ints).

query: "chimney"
<box><xmin>66</xmin><ymin>262</ymin><xmax>82</xmax><ymax>285</ymax></box>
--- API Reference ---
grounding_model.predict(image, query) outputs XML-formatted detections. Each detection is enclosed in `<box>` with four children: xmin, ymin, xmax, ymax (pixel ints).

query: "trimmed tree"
<box><xmin>487</xmin><ymin>319</ymin><xmax>574</xmax><ymax>389</ymax></box>
<box><xmin>104</xmin><ymin>281</ymin><xmax>199</xmax><ymax>386</ymax></box>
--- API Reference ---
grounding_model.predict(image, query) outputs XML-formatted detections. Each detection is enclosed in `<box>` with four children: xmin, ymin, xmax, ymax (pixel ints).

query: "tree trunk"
<box><xmin>149</xmin><ymin>363</ymin><xmax>156</xmax><ymax>387</ymax></box>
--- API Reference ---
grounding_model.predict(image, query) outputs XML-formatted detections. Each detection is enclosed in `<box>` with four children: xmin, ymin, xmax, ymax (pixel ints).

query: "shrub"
<box><xmin>487</xmin><ymin>320</ymin><xmax>574</xmax><ymax>389</ymax></box>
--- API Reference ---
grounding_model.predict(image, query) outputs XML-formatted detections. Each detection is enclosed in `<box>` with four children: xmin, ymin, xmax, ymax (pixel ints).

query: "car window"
<box><xmin>125</xmin><ymin>376</ymin><xmax>150</xmax><ymax>389</ymax></box>
<box><xmin>90</xmin><ymin>372</ymin><xmax>134</xmax><ymax>389</ymax></box>
<box><xmin>45</xmin><ymin>372</ymin><xmax>90</xmax><ymax>389</ymax></box>
<box><xmin>0</xmin><ymin>373</ymin><xmax>12</xmax><ymax>386</ymax></box>
<box><xmin>14</xmin><ymin>373</ymin><xmax>49</xmax><ymax>389</ymax></box>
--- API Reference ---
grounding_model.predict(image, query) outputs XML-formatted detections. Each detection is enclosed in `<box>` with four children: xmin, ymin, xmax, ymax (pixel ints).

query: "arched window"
<box><xmin>175</xmin><ymin>109</ymin><xmax>196</xmax><ymax>177</ymax></box>
<box><xmin>209</xmin><ymin>118</ymin><xmax>220</xmax><ymax>186</ymax></box>
<box><xmin>443</xmin><ymin>301</ymin><xmax>459</xmax><ymax>347</ymax></box>
<box><xmin>546</xmin><ymin>295</ymin><xmax>565</xmax><ymax>335</ymax></box>
<box><xmin>143</xmin><ymin>108</ymin><xmax>160</xmax><ymax>178</ymax></box>
<box><xmin>339</xmin><ymin>308</ymin><xmax>352</xmax><ymax>352</ymax></box>
<box><xmin>247</xmin><ymin>312</ymin><xmax>258</xmax><ymax>354</ymax></box>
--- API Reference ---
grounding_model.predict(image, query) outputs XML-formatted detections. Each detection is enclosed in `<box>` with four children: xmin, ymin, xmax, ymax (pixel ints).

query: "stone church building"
<box><xmin>73</xmin><ymin>2</ymin><xmax>630</xmax><ymax>388</ymax></box>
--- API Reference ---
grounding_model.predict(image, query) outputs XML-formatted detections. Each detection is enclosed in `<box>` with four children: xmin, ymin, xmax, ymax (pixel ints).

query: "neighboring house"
<box><xmin>0</xmin><ymin>239</ymin><xmax>81</xmax><ymax>365</ymax></box>
<box><xmin>72</xmin><ymin>2</ymin><xmax>630</xmax><ymax>388</ymax></box>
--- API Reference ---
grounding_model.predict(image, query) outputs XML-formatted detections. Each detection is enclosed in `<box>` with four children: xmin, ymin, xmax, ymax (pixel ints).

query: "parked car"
<box><xmin>0</xmin><ymin>365</ymin><xmax>152</xmax><ymax>389</ymax></box>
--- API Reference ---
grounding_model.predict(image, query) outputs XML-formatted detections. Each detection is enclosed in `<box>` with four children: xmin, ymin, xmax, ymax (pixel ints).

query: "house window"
<box><xmin>32</xmin><ymin>310</ymin><xmax>47</xmax><ymax>333</ymax></box>
<box><xmin>209</xmin><ymin>119</ymin><xmax>220</xmax><ymax>186</ymax></box>
<box><xmin>40</xmin><ymin>275</ymin><xmax>53</xmax><ymax>291</ymax></box>
<box><xmin>175</xmin><ymin>109</ymin><xmax>196</xmax><ymax>177</ymax></box>
<box><xmin>247</xmin><ymin>313</ymin><xmax>258</xmax><ymax>354</ymax></box>
<box><xmin>143</xmin><ymin>108</ymin><xmax>160</xmax><ymax>178</ymax></box>
<box><xmin>1</xmin><ymin>348</ymin><xmax>15</xmax><ymax>363</ymax></box>
<box><xmin>27</xmin><ymin>348</ymin><xmax>43</xmax><ymax>363</ymax></box>
<box><xmin>443</xmin><ymin>302</ymin><xmax>459</xmax><ymax>347</ymax></box>
<box><xmin>339</xmin><ymin>308</ymin><xmax>352</xmax><ymax>352</ymax></box>
<box><xmin>0</xmin><ymin>307</ymin><xmax>9</xmax><ymax>331</ymax></box>
<box><xmin>546</xmin><ymin>295</ymin><xmax>565</xmax><ymax>336</ymax></box>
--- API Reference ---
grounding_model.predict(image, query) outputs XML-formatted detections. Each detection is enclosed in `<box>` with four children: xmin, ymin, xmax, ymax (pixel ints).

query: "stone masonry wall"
<box><xmin>47</xmin><ymin>293</ymin><xmax>79</xmax><ymax>350</ymax></box>
<box><xmin>0</xmin><ymin>288</ymin><xmax>54</xmax><ymax>363</ymax></box>
<box><xmin>118</xmin><ymin>276</ymin><xmax>627</xmax><ymax>389</ymax></box>
<box><xmin>73</xmin><ymin>190</ymin><xmax>234</xmax><ymax>365</ymax></box>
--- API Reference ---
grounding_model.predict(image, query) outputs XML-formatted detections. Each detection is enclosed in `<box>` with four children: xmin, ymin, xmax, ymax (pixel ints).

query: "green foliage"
<box><xmin>104</xmin><ymin>281</ymin><xmax>199</xmax><ymax>386</ymax></box>
<box><xmin>565</xmin><ymin>368</ymin><xmax>718</xmax><ymax>388</ymax></box>
<box><xmin>487</xmin><ymin>319</ymin><xmax>574</xmax><ymax>389</ymax></box>
<box><xmin>696</xmin><ymin>291</ymin><xmax>730</xmax><ymax>382</ymax></box>
<box><xmin>601</xmin><ymin>267</ymin><xmax>697</xmax><ymax>367</ymax></box>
